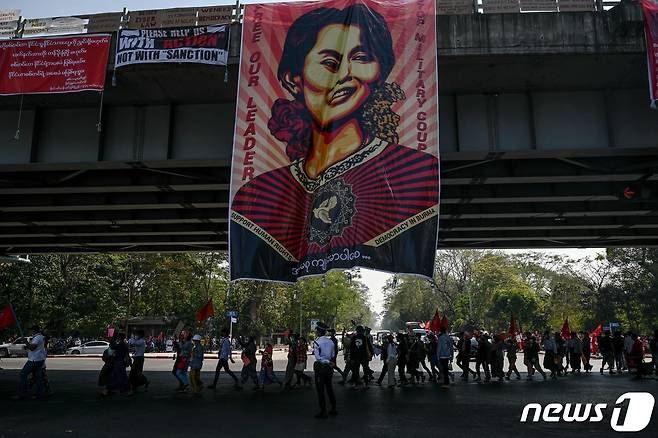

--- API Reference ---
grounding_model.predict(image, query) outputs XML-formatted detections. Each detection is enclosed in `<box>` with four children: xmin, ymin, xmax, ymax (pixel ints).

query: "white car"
<box><xmin>0</xmin><ymin>337</ymin><xmax>32</xmax><ymax>358</ymax></box>
<box><xmin>66</xmin><ymin>340</ymin><xmax>110</xmax><ymax>355</ymax></box>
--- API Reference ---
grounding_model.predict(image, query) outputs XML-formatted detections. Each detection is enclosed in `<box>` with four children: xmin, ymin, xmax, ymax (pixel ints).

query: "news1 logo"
<box><xmin>520</xmin><ymin>392</ymin><xmax>655</xmax><ymax>432</ymax></box>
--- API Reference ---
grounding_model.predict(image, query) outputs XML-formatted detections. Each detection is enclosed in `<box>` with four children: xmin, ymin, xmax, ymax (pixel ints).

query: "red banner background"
<box><xmin>0</xmin><ymin>34</ymin><xmax>111</xmax><ymax>95</ymax></box>
<box><xmin>641</xmin><ymin>0</ymin><xmax>658</xmax><ymax>107</ymax></box>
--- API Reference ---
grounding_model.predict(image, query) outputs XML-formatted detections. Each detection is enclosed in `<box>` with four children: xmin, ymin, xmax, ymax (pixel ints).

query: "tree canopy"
<box><xmin>382</xmin><ymin>249</ymin><xmax>658</xmax><ymax>334</ymax></box>
<box><xmin>0</xmin><ymin>254</ymin><xmax>372</xmax><ymax>339</ymax></box>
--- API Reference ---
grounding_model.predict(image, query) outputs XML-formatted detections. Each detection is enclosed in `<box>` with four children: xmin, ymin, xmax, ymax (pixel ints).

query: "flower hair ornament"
<box><xmin>267</xmin><ymin>99</ymin><xmax>312</xmax><ymax>161</ymax></box>
<box><xmin>268</xmin><ymin>81</ymin><xmax>405</xmax><ymax>162</ymax></box>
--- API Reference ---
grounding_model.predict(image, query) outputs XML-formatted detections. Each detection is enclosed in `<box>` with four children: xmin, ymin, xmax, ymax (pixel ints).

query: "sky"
<box><xmin>3</xmin><ymin>1</ymin><xmax>607</xmax><ymax>316</ymax></box>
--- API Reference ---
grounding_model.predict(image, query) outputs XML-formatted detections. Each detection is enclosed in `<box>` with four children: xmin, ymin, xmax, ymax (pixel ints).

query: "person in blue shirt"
<box><xmin>312</xmin><ymin>322</ymin><xmax>337</xmax><ymax>419</ymax></box>
<box><xmin>128</xmin><ymin>330</ymin><xmax>149</xmax><ymax>392</ymax></box>
<box><xmin>437</xmin><ymin>327</ymin><xmax>454</xmax><ymax>389</ymax></box>
<box><xmin>208</xmin><ymin>328</ymin><xmax>240</xmax><ymax>390</ymax></box>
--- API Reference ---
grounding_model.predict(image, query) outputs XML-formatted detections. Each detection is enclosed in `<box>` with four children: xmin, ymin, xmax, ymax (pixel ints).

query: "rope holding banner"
<box><xmin>96</xmin><ymin>90</ymin><xmax>105</xmax><ymax>133</ymax></box>
<box><xmin>14</xmin><ymin>95</ymin><xmax>24</xmax><ymax>140</ymax></box>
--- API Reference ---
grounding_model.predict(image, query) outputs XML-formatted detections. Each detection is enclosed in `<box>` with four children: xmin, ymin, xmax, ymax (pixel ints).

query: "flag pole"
<box><xmin>10</xmin><ymin>303</ymin><xmax>24</xmax><ymax>337</ymax></box>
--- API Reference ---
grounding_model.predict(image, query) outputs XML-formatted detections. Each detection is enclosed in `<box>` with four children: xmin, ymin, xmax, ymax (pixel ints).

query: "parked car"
<box><xmin>0</xmin><ymin>337</ymin><xmax>32</xmax><ymax>358</ymax></box>
<box><xmin>66</xmin><ymin>340</ymin><xmax>110</xmax><ymax>355</ymax></box>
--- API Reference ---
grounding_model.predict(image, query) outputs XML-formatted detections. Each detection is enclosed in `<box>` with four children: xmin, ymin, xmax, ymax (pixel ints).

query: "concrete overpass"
<box><xmin>1</xmin><ymin>2</ymin><xmax>658</xmax><ymax>254</ymax></box>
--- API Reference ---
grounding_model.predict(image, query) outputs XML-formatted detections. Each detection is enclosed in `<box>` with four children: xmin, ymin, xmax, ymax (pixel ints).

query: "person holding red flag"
<box><xmin>591</xmin><ymin>323</ymin><xmax>603</xmax><ymax>356</ymax></box>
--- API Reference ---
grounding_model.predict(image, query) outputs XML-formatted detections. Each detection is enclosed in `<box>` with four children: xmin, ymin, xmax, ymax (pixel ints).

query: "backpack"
<box><xmin>102</xmin><ymin>347</ymin><xmax>113</xmax><ymax>364</ymax></box>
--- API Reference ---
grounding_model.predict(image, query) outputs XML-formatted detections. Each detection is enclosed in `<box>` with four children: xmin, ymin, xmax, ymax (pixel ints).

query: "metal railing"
<box><xmin>0</xmin><ymin>0</ymin><xmax>633</xmax><ymax>41</ymax></box>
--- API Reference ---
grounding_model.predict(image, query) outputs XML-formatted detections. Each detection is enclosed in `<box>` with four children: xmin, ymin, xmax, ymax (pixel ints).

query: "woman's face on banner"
<box><xmin>300</xmin><ymin>24</ymin><xmax>382</xmax><ymax>129</ymax></box>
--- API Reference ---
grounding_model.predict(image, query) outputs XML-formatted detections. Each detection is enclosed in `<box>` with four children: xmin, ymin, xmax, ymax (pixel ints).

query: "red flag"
<box><xmin>440</xmin><ymin>316</ymin><xmax>449</xmax><ymax>331</ymax></box>
<box><xmin>509</xmin><ymin>314</ymin><xmax>519</xmax><ymax>338</ymax></box>
<box><xmin>0</xmin><ymin>304</ymin><xmax>17</xmax><ymax>330</ymax></box>
<box><xmin>429</xmin><ymin>309</ymin><xmax>441</xmax><ymax>333</ymax></box>
<box><xmin>195</xmin><ymin>298</ymin><xmax>215</xmax><ymax>321</ymax></box>
<box><xmin>591</xmin><ymin>324</ymin><xmax>603</xmax><ymax>355</ymax></box>
<box><xmin>592</xmin><ymin>324</ymin><xmax>603</xmax><ymax>337</ymax></box>
<box><xmin>157</xmin><ymin>331</ymin><xmax>164</xmax><ymax>342</ymax></box>
<box><xmin>561</xmin><ymin>318</ymin><xmax>571</xmax><ymax>339</ymax></box>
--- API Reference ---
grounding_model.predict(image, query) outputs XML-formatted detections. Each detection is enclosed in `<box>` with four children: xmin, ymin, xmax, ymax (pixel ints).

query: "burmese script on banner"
<box><xmin>115</xmin><ymin>25</ymin><xmax>229</xmax><ymax>68</ymax></box>
<box><xmin>0</xmin><ymin>34</ymin><xmax>110</xmax><ymax>95</ymax></box>
<box><xmin>229</xmin><ymin>0</ymin><xmax>440</xmax><ymax>282</ymax></box>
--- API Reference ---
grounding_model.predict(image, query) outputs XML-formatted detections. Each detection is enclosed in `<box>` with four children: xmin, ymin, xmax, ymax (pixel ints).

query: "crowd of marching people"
<box><xmin>7</xmin><ymin>323</ymin><xmax>658</xmax><ymax>404</ymax></box>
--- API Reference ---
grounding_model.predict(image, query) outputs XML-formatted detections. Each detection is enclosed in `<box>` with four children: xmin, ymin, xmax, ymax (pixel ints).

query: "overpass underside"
<box><xmin>1</xmin><ymin>4</ymin><xmax>658</xmax><ymax>254</ymax></box>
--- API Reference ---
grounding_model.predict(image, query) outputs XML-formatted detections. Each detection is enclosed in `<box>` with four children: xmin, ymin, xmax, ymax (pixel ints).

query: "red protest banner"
<box><xmin>641</xmin><ymin>0</ymin><xmax>658</xmax><ymax>107</ymax></box>
<box><xmin>0</xmin><ymin>34</ymin><xmax>111</xmax><ymax>95</ymax></box>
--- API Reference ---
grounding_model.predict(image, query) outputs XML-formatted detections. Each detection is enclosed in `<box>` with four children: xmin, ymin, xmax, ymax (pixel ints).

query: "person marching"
<box><xmin>437</xmin><ymin>327</ymin><xmax>453</xmax><ymax>389</ymax></box>
<box><xmin>128</xmin><ymin>329</ymin><xmax>150</xmax><ymax>392</ymax></box>
<box><xmin>457</xmin><ymin>332</ymin><xmax>473</xmax><ymax>381</ymax></box>
<box><xmin>175</xmin><ymin>332</ymin><xmax>193</xmax><ymax>392</ymax></box>
<box><xmin>376</xmin><ymin>333</ymin><xmax>392</xmax><ymax>386</ymax></box>
<box><xmin>295</xmin><ymin>336</ymin><xmax>312</xmax><ymax>386</ymax></box>
<box><xmin>543</xmin><ymin>332</ymin><xmax>558</xmax><ymax>379</ymax></box>
<box><xmin>259</xmin><ymin>343</ymin><xmax>282</xmax><ymax>389</ymax></box>
<box><xmin>312</xmin><ymin>322</ymin><xmax>337</xmax><ymax>419</ymax></box>
<box><xmin>14</xmin><ymin>325</ymin><xmax>48</xmax><ymax>400</ymax></box>
<box><xmin>284</xmin><ymin>333</ymin><xmax>298</xmax><ymax>389</ymax></box>
<box><xmin>328</xmin><ymin>329</ymin><xmax>344</xmax><ymax>380</ymax></box>
<box><xmin>524</xmin><ymin>336</ymin><xmax>547</xmax><ymax>381</ymax></box>
<box><xmin>581</xmin><ymin>331</ymin><xmax>593</xmax><ymax>373</ymax></box>
<box><xmin>505</xmin><ymin>336</ymin><xmax>521</xmax><ymax>380</ymax></box>
<box><xmin>189</xmin><ymin>334</ymin><xmax>204</xmax><ymax>394</ymax></box>
<box><xmin>396</xmin><ymin>333</ymin><xmax>410</xmax><ymax>386</ymax></box>
<box><xmin>475</xmin><ymin>333</ymin><xmax>491</xmax><ymax>382</ymax></box>
<box><xmin>568</xmin><ymin>331</ymin><xmax>582</xmax><ymax>374</ymax></box>
<box><xmin>208</xmin><ymin>328</ymin><xmax>240</xmax><ymax>390</ymax></box>
<box><xmin>239</xmin><ymin>336</ymin><xmax>260</xmax><ymax>390</ymax></box>
<box><xmin>599</xmin><ymin>331</ymin><xmax>615</xmax><ymax>374</ymax></box>
<box><xmin>350</xmin><ymin>326</ymin><xmax>369</xmax><ymax>388</ymax></box>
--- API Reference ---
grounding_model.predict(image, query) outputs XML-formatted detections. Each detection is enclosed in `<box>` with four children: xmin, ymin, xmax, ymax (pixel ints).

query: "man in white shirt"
<box><xmin>312</xmin><ymin>322</ymin><xmax>337</xmax><ymax>419</ymax></box>
<box><xmin>128</xmin><ymin>329</ymin><xmax>150</xmax><ymax>391</ymax></box>
<box><xmin>14</xmin><ymin>325</ymin><xmax>47</xmax><ymax>399</ymax></box>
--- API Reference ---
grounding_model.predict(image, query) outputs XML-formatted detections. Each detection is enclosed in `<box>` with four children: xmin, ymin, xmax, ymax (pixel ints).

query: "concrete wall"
<box><xmin>1</xmin><ymin>88</ymin><xmax>655</xmax><ymax>164</ymax></box>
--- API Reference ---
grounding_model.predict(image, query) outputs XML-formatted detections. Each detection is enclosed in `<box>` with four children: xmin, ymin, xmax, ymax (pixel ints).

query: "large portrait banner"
<box><xmin>116</xmin><ymin>25</ymin><xmax>229</xmax><ymax>68</ymax></box>
<box><xmin>0</xmin><ymin>34</ymin><xmax>110</xmax><ymax>95</ymax></box>
<box><xmin>641</xmin><ymin>0</ymin><xmax>658</xmax><ymax>108</ymax></box>
<box><xmin>229</xmin><ymin>0</ymin><xmax>440</xmax><ymax>282</ymax></box>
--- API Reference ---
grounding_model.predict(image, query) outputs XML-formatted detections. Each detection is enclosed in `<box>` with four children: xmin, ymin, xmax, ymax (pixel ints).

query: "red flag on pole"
<box><xmin>561</xmin><ymin>317</ymin><xmax>571</xmax><ymax>339</ymax></box>
<box><xmin>0</xmin><ymin>304</ymin><xmax>17</xmax><ymax>330</ymax></box>
<box><xmin>429</xmin><ymin>309</ymin><xmax>441</xmax><ymax>333</ymax></box>
<box><xmin>591</xmin><ymin>323</ymin><xmax>603</xmax><ymax>355</ymax></box>
<box><xmin>509</xmin><ymin>314</ymin><xmax>518</xmax><ymax>339</ymax></box>
<box><xmin>195</xmin><ymin>298</ymin><xmax>215</xmax><ymax>321</ymax></box>
<box><xmin>440</xmin><ymin>316</ymin><xmax>449</xmax><ymax>331</ymax></box>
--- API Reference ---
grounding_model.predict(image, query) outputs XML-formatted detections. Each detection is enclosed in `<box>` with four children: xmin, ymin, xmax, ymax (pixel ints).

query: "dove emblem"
<box><xmin>313</xmin><ymin>196</ymin><xmax>338</xmax><ymax>224</ymax></box>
